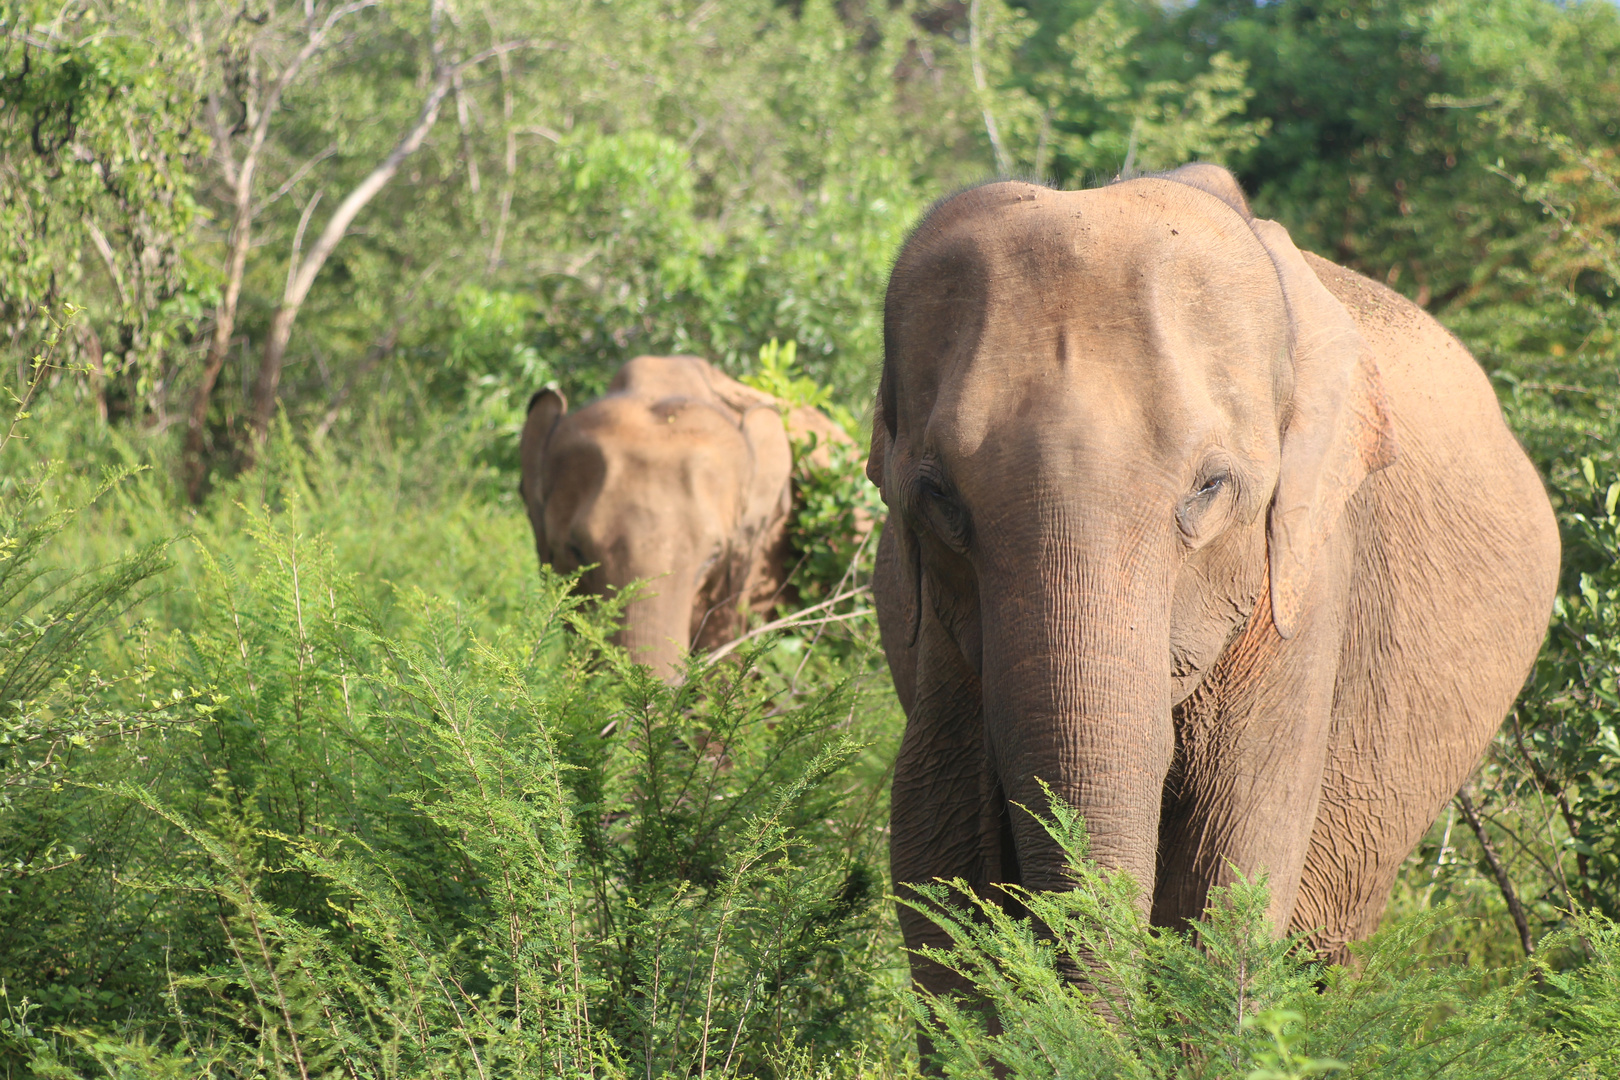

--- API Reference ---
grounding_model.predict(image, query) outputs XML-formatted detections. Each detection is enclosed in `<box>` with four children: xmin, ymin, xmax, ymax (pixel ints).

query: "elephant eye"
<box><xmin>915</xmin><ymin>467</ymin><xmax>971</xmax><ymax>551</ymax></box>
<box><xmin>567</xmin><ymin>542</ymin><xmax>587</xmax><ymax>565</ymax></box>
<box><xmin>1177</xmin><ymin>471</ymin><xmax>1232</xmax><ymax>542</ymax></box>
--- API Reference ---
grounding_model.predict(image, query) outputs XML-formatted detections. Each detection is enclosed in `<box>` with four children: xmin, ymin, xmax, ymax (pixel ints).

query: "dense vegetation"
<box><xmin>4</xmin><ymin>0</ymin><xmax>1620</xmax><ymax>1075</ymax></box>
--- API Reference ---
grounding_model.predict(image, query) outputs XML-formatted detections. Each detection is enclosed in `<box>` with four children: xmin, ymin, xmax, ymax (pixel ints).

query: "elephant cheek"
<box><xmin>924</xmin><ymin>542</ymin><xmax>983</xmax><ymax>675</ymax></box>
<box><xmin>1169</xmin><ymin>524</ymin><xmax>1267</xmax><ymax>704</ymax></box>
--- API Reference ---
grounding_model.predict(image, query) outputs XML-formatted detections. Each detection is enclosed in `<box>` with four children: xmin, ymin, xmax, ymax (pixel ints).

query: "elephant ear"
<box><xmin>867</xmin><ymin>415</ymin><xmax>922</xmax><ymax>648</ymax></box>
<box><xmin>738</xmin><ymin>405</ymin><xmax>794</xmax><ymax>540</ymax></box>
<box><xmin>519</xmin><ymin>387</ymin><xmax>568</xmax><ymax>546</ymax></box>
<box><xmin>1252</xmin><ymin>218</ymin><xmax>1399</xmax><ymax>639</ymax></box>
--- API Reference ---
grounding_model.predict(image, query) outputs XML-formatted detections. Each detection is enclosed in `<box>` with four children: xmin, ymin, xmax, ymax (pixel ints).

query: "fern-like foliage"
<box><xmin>5</xmin><ymin>503</ymin><xmax>900</xmax><ymax>1078</ymax></box>
<box><xmin>900</xmin><ymin>786</ymin><xmax>1614</xmax><ymax>1079</ymax></box>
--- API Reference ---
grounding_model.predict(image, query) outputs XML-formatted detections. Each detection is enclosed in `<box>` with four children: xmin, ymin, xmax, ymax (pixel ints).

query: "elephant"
<box><xmin>520</xmin><ymin>354</ymin><xmax>853</xmax><ymax>678</ymax></box>
<box><xmin>866</xmin><ymin>164</ymin><xmax>1560</xmax><ymax>1009</ymax></box>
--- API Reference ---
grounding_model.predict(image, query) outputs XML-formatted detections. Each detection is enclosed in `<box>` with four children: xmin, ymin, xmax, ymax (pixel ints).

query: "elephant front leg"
<box><xmin>889</xmin><ymin>612</ymin><xmax>998</xmax><ymax>1058</ymax></box>
<box><xmin>1153</xmin><ymin>571</ymin><xmax>1348</xmax><ymax>937</ymax></box>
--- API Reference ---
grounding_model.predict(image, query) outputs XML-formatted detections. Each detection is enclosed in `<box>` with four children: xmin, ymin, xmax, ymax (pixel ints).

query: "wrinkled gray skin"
<box><xmin>520</xmin><ymin>355</ymin><xmax>850</xmax><ymax>678</ymax></box>
<box><xmin>869</xmin><ymin>166</ymin><xmax>1560</xmax><ymax>1020</ymax></box>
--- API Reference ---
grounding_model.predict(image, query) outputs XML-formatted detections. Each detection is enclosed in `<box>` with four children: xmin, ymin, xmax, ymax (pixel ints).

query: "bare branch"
<box><xmin>1456</xmin><ymin>787</ymin><xmax>1536</xmax><ymax>958</ymax></box>
<box><xmin>485</xmin><ymin>24</ymin><xmax>518</xmax><ymax>275</ymax></box>
<box><xmin>279</xmin><ymin>38</ymin><xmax>531</xmax><ymax>314</ymax></box>
<box><xmin>698</xmin><ymin>586</ymin><xmax>873</xmax><ymax>669</ymax></box>
<box><xmin>83</xmin><ymin>218</ymin><xmax>130</xmax><ymax>307</ymax></box>
<box><xmin>1509</xmin><ymin>711</ymin><xmax>1585</xmax><ymax>907</ymax></box>
<box><xmin>205</xmin><ymin>92</ymin><xmax>240</xmax><ymax>190</ymax></box>
<box><xmin>250</xmin><ymin>32</ymin><xmax>533</xmax><ymax>442</ymax></box>
<box><xmin>253</xmin><ymin>142</ymin><xmax>339</xmax><ymax>217</ymax></box>
<box><xmin>248</xmin><ymin>0</ymin><xmax>380</xmax><ymax>179</ymax></box>
<box><xmin>286</xmin><ymin>189</ymin><xmax>324</xmax><ymax>299</ymax></box>
<box><xmin>969</xmin><ymin>0</ymin><xmax>1011</xmax><ymax>176</ymax></box>
<box><xmin>79</xmin><ymin>320</ymin><xmax>107</xmax><ymax>423</ymax></box>
<box><xmin>453</xmin><ymin>71</ymin><xmax>481</xmax><ymax>196</ymax></box>
<box><xmin>790</xmin><ymin>526</ymin><xmax>874</xmax><ymax>691</ymax></box>
<box><xmin>188</xmin><ymin>0</ymin><xmax>379</xmax><ymax>498</ymax></box>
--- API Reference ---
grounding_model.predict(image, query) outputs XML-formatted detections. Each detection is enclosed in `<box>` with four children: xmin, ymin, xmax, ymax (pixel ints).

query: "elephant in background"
<box><xmin>867</xmin><ymin>165</ymin><xmax>1559</xmax><ymax>1005</ymax></box>
<box><xmin>520</xmin><ymin>354</ymin><xmax>853</xmax><ymax>677</ymax></box>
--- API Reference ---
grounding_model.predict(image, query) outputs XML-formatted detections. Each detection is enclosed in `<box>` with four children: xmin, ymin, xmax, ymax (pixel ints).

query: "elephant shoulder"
<box><xmin>1298</xmin><ymin>251</ymin><xmax>1433</xmax><ymax>342</ymax></box>
<box><xmin>696</xmin><ymin>365</ymin><xmax>782</xmax><ymax>421</ymax></box>
<box><xmin>784</xmin><ymin>405</ymin><xmax>855</xmax><ymax>471</ymax></box>
<box><xmin>684</xmin><ymin>363</ymin><xmax>859</xmax><ymax>473</ymax></box>
<box><xmin>1301</xmin><ymin>256</ymin><xmax>1557</xmax><ymax>607</ymax></box>
<box><xmin>1299</xmin><ymin>251</ymin><xmax>1497</xmax><ymax>416</ymax></box>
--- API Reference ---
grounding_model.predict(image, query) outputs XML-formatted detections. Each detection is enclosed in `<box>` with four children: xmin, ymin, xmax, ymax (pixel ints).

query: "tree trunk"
<box><xmin>245</xmin><ymin>40</ymin><xmax>525</xmax><ymax>451</ymax></box>
<box><xmin>185</xmin><ymin>176</ymin><xmax>254</xmax><ymax>501</ymax></box>
<box><xmin>184</xmin><ymin>1</ymin><xmax>375</xmax><ymax>499</ymax></box>
<box><xmin>80</xmin><ymin>321</ymin><xmax>107</xmax><ymax>423</ymax></box>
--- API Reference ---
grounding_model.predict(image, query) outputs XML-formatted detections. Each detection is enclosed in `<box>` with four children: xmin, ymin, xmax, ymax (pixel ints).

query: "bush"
<box><xmin>0</xmin><ymin>425</ymin><xmax>909</xmax><ymax>1077</ymax></box>
<box><xmin>741</xmin><ymin>340</ymin><xmax>884</xmax><ymax>614</ymax></box>
<box><xmin>904</xmin><ymin>786</ymin><xmax>1618</xmax><ymax>1079</ymax></box>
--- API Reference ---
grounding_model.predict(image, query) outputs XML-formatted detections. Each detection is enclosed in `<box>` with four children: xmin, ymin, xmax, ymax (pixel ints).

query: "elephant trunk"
<box><xmin>614</xmin><ymin>581</ymin><xmax>695</xmax><ymax>681</ymax></box>
<box><xmin>979</xmin><ymin>539</ymin><xmax>1176</xmax><ymax>904</ymax></box>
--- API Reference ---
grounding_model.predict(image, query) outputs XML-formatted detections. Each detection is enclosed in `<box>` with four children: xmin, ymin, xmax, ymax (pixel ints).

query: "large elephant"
<box><xmin>867</xmin><ymin>165</ymin><xmax>1560</xmax><ymax>1000</ymax></box>
<box><xmin>520</xmin><ymin>354</ymin><xmax>852</xmax><ymax>677</ymax></box>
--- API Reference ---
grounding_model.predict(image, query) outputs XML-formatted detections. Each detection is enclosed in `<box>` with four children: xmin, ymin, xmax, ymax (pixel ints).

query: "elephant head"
<box><xmin>520</xmin><ymin>355</ymin><xmax>796</xmax><ymax>678</ymax></box>
<box><xmin>870</xmin><ymin>166</ymin><xmax>1397</xmax><ymax>903</ymax></box>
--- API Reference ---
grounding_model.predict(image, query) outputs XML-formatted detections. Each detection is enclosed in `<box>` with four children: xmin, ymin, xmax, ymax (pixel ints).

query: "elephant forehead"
<box><xmin>888</xmin><ymin>181</ymin><xmax>1286</xmax><ymax>463</ymax></box>
<box><xmin>549</xmin><ymin>399</ymin><xmax>749</xmax><ymax>515</ymax></box>
<box><xmin>563</xmin><ymin>395</ymin><xmax>744</xmax><ymax>450</ymax></box>
<box><xmin>891</xmin><ymin>178</ymin><xmax>1276</xmax><ymax>286</ymax></box>
<box><xmin>609</xmin><ymin>354</ymin><xmax>722</xmax><ymax>402</ymax></box>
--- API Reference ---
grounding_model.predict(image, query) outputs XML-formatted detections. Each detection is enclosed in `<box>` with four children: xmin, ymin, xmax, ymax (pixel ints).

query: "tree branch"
<box><xmin>698</xmin><ymin>586</ymin><xmax>873</xmax><ymax>669</ymax></box>
<box><xmin>249</xmin><ymin>32</ymin><xmax>532</xmax><ymax>443</ymax></box>
<box><xmin>286</xmin><ymin>189</ymin><xmax>324</xmax><ymax>298</ymax></box>
<box><xmin>1511</xmin><ymin>710</ymin><xmax>1592</xmax><ymax>906</ymax></box>
<box><xmin>453</xmin><ymin>71</ymin><xmax>481</xmax><ymax>197</ymax></box>
<box><xmin>253</xmin><ymin>142</ymin><xmax>339</xmax><ymax>217</ymax></box>
<box><xmin>83</xmin><ymin>218</ymin><xmax>129</xmax><ymax>308</ymax></box>
<box><xmin>187</xmin><ymin>0</ymin><xmax>379</xmax><ymax>499</ymax></box>
<box><xmin>484</xmin><ymin>9</ymin><xmax>517</xmax><ymax>276</ymax></box>
<box><xmin>969</xmin><ymin>0</ymin><xmax>1012</xmax><ymax>176</ymax></box>
<box><xmin>1456</xmin><ymin>787</ymin><xmax>1536</xmax><ymax>958</ymax></box>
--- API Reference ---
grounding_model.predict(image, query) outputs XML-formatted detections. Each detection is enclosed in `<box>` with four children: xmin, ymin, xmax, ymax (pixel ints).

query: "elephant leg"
<box><xmin>1154</xmin><ymin>561</ymin><xmax>1351</xmax><ymax>936</ymax></box>
<box><xmin>889</xmin><ymin>609</ymin><xmax>996</xmax><ymax>1060</ymax></box>
<box><xmin>1289</xmin><ymin>588</ymin><xmax>1422</xmax><ymax>962</ymax></box>
<box><xmin>1292</xmin><ymin>498</ymin><xmax>1545</xmax><ymax>963</ymax></box>
<box><xmin>1298</xmin><ymin>676</ymin><xmax>1511</xmax><ymax>963</ymax></box>
<box><xmin>1292</xmin><ymin>749</ymin><xmax>1422</xmax><ymax>965</ymax></box>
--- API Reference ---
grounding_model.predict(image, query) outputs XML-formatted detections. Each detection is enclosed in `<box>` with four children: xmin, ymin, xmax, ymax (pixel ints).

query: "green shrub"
<box><xmin>785</xmin><ymin>438</ymin><xmax>883</xmax><ymax>611</ymax></box>
<box><xmin>902</xmin><ymin>785</ymin><xmax>1616</xmax><ymax>1079</ymax></box>
<box><xmin>0</xmin><ymin>310</ymin><xmax>195</xmax><ymax>874</ymax></box>
<box><xmin>0</xmin><ymin>479</ymin><xmax>908</xmax><ymax>1076</ymax></box>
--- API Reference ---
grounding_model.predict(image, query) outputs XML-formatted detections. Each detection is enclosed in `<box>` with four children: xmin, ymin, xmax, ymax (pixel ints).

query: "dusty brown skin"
<box><xmin>869</xmin><ymin>166</ymin><xmax>1560</xmax><ymax>1008</ymax></box>
<box><xmin>520</xmin><ymin>355</ymin><xmax>852</xmax><ymax>677</ymax></box>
